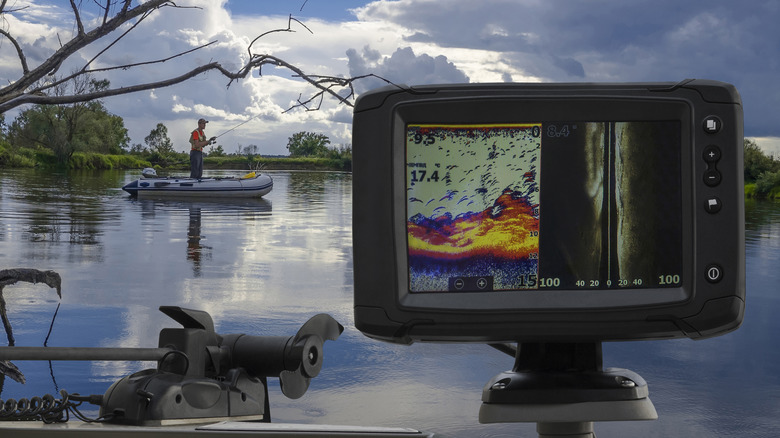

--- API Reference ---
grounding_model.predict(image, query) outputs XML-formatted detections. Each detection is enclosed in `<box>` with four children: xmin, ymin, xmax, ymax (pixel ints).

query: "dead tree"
<box><xmin>0</xmin><ymin>0</ymin><xmax>379</xmax><ymax>114</ymax></box>
<box><xmin>0</xmin><ymin>268</ymin><xmax>62</xmax><ymax>346</ymax></box>
<box><xmin>0</xmin><ymin>268</ymin><xmax>62</xmax><ymax>384</ymax></box>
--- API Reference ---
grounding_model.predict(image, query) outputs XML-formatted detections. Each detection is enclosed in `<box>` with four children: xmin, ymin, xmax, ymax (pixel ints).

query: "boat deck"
<box><xmin>0</xmin><ymin>421</ymin><xmax>432</xmax><ymax>437</ymax></box>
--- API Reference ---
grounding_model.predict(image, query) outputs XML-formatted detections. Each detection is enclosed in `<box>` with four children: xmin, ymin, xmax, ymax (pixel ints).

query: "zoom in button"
<box><xmin>703</xmin><ymin>145</ymin><xmax>721</xmax><ymax>163</ymax></box>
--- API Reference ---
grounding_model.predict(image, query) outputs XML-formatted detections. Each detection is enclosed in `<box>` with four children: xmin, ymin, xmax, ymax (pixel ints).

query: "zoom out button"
<box><xmin>704</xmin><ymin>169</ymin><xmax>722</xmax><ymax>187</ymax></box>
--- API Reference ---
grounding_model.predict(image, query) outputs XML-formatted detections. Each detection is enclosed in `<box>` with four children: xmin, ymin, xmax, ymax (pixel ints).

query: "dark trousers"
<box><xmin>190</xmin><ymin>149</ymin><xmax>203</xmax><ymax>178</ymax></box>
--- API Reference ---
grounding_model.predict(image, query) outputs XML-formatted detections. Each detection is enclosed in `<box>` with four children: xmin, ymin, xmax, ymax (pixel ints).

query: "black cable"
<box><xmin>0</xmin><ymin>389</ymin><xmax>108</xmax><ymax>423</ymax></box>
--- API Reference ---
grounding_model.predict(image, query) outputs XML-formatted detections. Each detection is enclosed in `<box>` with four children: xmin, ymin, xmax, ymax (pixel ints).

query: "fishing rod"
<box><xmin>212</xmin><ymin>112</ymin><xmax>266</xmax><ymax>140</ymax></box>
<box><xmin>198</xmin><ymin>112</ymin><xmax>264</xmax><ymax>150</ymax></box>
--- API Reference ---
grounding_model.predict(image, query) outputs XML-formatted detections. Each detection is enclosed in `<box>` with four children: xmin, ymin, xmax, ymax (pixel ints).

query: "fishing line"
<box><xmin>214</xmin><ymin>112</ymin><xmax>265</xmax><ymax>139</ymax></box>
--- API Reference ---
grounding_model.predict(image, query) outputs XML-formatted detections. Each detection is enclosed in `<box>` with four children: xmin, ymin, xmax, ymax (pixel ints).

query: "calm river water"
<box><xmin>0</xmin><ymin>168</ymin><xmax>778</xmax><ymax>437</ymax></box>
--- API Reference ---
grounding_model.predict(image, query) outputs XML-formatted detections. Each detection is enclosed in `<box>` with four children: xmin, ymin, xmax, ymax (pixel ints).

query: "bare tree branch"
<box><xmin>69</xmin><ymin>0</ymin><xmax>85</xmax><ymax>36</ymax></box>
<box><xmin>0</xmin><ymin>28</ymin><xmax>28</xmax><ymax>74</ymax></box>
<box><xmin>80</xmin><ymin>5</ymin><xmax>157</xmax><ymax>74</ymax></box>
<box><xmin>78</xmin><ymin>40</ymin><xmax>218</xmax><ymax>81</ymax></box>
<box><xmin>0</xmin><ymin>0</ymin><xmax>27</xmax><ymax>14</ymax></box>
<box><xmin>284</xmin><ymin>74</ymin><xmax>395</xmax><ymax>113</ymax></box>
<box><xmin>101</xmin><ymin>0</ymin><xmax>111</xmax><ymax>26</ymax></box>
<box><xmin>0</xmin><ymin>0</ymin><xmax>177</xmax><ymax>106</ymax></box>
<box><xmin>247</xmin><ymin>14</ymin><xmax>313</xmax><ymax>59</ymax></box>
<box><xmin>0</xmin><ymin>1</ymin><xmax>379</xmax><ymax>115</ymax></box>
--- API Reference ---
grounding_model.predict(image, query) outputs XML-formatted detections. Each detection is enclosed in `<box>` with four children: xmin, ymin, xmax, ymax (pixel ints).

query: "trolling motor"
<box><xmin>0</xmin><ymin>306</ymin><xmax>343</xmax><ymax>425</ymax></box>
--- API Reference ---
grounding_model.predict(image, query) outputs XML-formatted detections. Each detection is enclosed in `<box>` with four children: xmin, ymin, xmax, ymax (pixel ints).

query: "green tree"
<box><xmin>73</xmin><ymin>108</ymin><xmax>129</xmax><ymax>154</ymax></box>
<box><xmin>7</xmin><ymin>76</ymin><xmax>128</xmax><ymax>162</ymax></box>
<box><xmin>325</xmin><ymin>143</ymin><xmax>351</xmax><ymax>159</ymax></box>
<box><xmin>209</xmin><ymin>144</ymin><xmax>226</xmax><ymax>157</ymax></box>
<box><xmin>744</xmin><ymin>138</ymin><xmax>780</xmax><ymax>182</ymax></box>
<box><xmin>144</xmin><ymin>123</ymin><xmax>175</xmax><ymax>155</ymax></box>
<box><xmin>287</xmin><ymin>131</ymin><xmax>330</xmax><ymax>157</ymax></box>
<box><xmin>0</xmin><ymin>114</ymin><xmax>11</xmax><ymax>158</ymax></box>
<box><xmin>755</xmin><ymin>169</ymin><xmax>780</xmax><ymax>195</ymax></box>
<box><xmin>129</xmin><ymin>143</ymin><xmax>147</xmax><ymax>154</ymax></box>
<box><xmin>239</xmin><ymin>144</ymin><xmax>259</xmax><ymax>156</ymax></box>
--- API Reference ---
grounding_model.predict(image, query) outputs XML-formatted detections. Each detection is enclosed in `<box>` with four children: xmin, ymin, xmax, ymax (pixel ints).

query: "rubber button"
<box><xmin>703</xmin><ymin>116</ymin><xmax>722</xmax><ymax>134</ymax></box>
<box><xmin>705</xmin><ymin>264</ymin><xmax>723</xmax><ymax>283</ymax></box>
<box><xmin>703</xmin><ymin>145</ymin><xmax>721</xmax><ymax>163</ymax></box>
<box><xmin>705</xmin><ymin>197</ymin><xmax>722</xmax><ymax>214</ymax></box>
<box><xmin>704</xmin><ymin>169</ymin><xmax>722</xmax><ymax>186</ymax></box>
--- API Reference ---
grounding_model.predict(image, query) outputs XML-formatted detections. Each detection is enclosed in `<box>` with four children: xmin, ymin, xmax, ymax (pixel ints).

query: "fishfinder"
<box><xmin>352</xmin><ymin>79</ymin><xmax>744</xmax><ymax>344</ymax></box>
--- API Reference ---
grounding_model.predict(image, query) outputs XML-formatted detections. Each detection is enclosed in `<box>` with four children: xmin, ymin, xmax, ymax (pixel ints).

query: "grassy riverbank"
<box><xmin>0</xmin><ymin>146</ymin><xmax>351</xmax><ymax>172</ymax></box>
<box><xmin>746</xmin><ymin>183</ymin><xmax>780</xmax><ymax>200</ymax></box>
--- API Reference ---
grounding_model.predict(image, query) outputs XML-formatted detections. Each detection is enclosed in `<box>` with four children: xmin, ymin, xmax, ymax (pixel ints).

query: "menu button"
<box><xmin>703</xmin><ymin>116</ymin><xmax>722</xmax><ymax>134</ymax></box>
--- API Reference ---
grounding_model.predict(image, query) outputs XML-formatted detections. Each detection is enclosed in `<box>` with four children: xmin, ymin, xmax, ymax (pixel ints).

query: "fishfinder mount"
<box><xmin>352</xmin><ymin>79</ymin><xmax>744</xmax><ymax>436</ymax></box>
<box><xmin>480</xmin><ymin>342</ymin><xmax>656</xmax><ymax>437</ymax></box>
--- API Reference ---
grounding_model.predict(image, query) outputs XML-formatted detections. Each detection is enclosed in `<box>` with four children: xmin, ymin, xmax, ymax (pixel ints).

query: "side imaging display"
<box><xmin>353</xmin><ymin>80</ymin><xmax>745</xmax><ymax>344</ymax></box>
<box><xmin>405</xmin><ymin>121</ymin><xmax>681</xmax><ymax>294</ymax></box>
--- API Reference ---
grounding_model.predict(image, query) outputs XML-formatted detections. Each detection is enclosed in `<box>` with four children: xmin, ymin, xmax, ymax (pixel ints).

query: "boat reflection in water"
<box><xmin>132</xmin><ymin>197</ymin><xmax>273</xmax><ymax>277</ymax></box>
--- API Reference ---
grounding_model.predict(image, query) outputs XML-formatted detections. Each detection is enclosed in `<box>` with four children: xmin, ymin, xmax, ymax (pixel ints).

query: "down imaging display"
<box><xmin>405</xmin><ymin>121</ymin><xmax>683</xmax><ymax>293</ymax></box>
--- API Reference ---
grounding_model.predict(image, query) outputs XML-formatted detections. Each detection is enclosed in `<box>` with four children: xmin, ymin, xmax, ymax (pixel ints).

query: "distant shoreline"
<box><xmin>745</xmin><ymin>183</ymin><xmax>780</xmax><ymax>200</ymax></box>
<box><xmin>0</xmin><ymin>149</ymin><xmax>351</xmax><ymax>172</ymax></box>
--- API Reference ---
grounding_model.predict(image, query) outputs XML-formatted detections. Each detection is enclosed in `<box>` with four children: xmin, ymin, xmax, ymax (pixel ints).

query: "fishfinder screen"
<box><xmin>406</xmin><ymin>121</ymin><xmax>682</xmax><ymax>293</ymax></box>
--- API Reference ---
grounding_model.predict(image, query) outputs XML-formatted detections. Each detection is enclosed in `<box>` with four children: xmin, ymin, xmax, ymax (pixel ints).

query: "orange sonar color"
<box><xmin>408</xmin><ymin>189</ymin><xmax>539</xmax><ymax>261</ymax></box>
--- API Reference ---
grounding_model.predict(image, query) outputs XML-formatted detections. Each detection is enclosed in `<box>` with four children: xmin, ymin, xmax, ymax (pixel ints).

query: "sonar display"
<box><xmin>405</xmin><ymin>121</ymin><xmax>684</xmax><ymax>294</ymax></box>
<box><xmin>406</xmin><ymin>124</ymin><xmax>541</xmax><ymax>292</ymax></box>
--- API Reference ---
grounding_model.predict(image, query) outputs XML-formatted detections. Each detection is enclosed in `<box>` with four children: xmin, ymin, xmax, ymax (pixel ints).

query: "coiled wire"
<box><xmin>0</xmin><ymin>390</ymin><xmax>104</xmax><ymax>423</ymax></box>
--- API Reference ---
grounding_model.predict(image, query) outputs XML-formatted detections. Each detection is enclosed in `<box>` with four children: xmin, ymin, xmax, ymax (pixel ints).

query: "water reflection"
<box><xmin>129</xmin><ymin>197</ymin><xmax>274</xmax><ymax>277</ymax></box>
<box><xmin>1</xmin><ymin>168</ymin><xmax>779</xmax><ymax>437</ymax></box>
<box><xmin>1</xmin><ymin>169</ymin><xmax>124</xmax><ymax>249</ymax></box>
<box><xmin>187</xmin><ymin>207</ymin><xmax>206</xmax><ymax>275</ymax></box>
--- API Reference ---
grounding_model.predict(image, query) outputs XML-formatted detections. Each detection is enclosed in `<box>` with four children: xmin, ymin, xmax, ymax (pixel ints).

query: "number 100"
<box><xmin>658</xmin><ymin>274</ymin><xmax>681</xmax><ymax>285</ymax></box>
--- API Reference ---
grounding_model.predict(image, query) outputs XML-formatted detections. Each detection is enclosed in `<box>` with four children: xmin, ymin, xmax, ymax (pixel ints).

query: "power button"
<box><xmin>705</xmin><ymin>264</ymin><xmax>723</xmax><ymax>283</ymax></box>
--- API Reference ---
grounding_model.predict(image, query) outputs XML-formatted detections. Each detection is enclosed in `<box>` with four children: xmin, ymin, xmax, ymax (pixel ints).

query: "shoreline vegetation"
<box><xmin>3</xmin><ymin>139</ymin><xmax>780</xmax><ymax>199</ymax></box>
<box><xmin>744</xmin><ymin>138</ymin><xmax>780</xmax><ymax>200</ymax></box>
<box><xmin>0</xmin><ymin>146</ymin><xmax>351</xmax><ymax>173</ymax></box>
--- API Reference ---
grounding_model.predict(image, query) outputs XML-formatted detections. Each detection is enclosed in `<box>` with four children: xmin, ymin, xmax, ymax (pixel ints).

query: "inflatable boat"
<box><xmin>122</xmin><ymin>169</ymin><xmax>273</xmax><ymax>198</ymax></box>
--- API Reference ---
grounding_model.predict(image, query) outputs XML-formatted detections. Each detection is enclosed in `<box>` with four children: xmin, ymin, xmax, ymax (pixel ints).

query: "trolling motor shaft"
<box><xmin>0</xmin><ymin>347</ymin><xmax>170</xmax><ymax>361</ymax></box>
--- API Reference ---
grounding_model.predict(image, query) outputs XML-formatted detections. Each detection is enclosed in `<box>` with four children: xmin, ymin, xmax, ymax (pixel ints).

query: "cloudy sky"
<box><xmin>2</xmin><ymin>0</ymin><xmax>779</xmax><ymax>156</ymax></box>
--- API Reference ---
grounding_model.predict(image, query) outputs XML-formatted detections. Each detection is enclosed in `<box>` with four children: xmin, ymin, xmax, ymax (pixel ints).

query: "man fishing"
<box><xmin>189</xmin><ymin>118</ymin><xmax>216</xmax><ymax>179</ymax></box>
